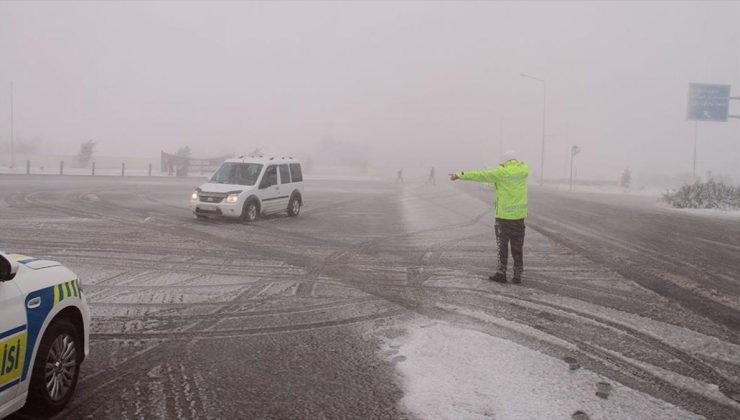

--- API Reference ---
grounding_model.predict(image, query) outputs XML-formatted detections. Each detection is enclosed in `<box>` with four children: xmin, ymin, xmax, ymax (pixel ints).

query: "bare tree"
<box><xmin>175</xmin><ymin>146</ymin><xmax>191</xmax><ymax>159</ymax></box>
<box><xmin>174</xmin><ymin>146</ymin><xmax>191</xmax><ymax>176</ymax></box>
<box><xmin>77</xmin><ymin>140</ymin><xmax>96</xmax><ymax>167</ymax></box>
<box><xmin>620</xmin><ymin>167</ymin><xmax>632</xmax><ymax>189</ymax></box>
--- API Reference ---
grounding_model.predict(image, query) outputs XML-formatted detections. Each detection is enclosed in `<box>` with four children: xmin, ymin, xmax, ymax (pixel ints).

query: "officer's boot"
<box><xmin>512</xmin><ymin>267</ymin><xmax>522</xmax><ymax>284</ymax></box>
<box><xmin>489</xmin><ymin>272</ymin><xmax>507</xmax><ymax>283</ymax></box>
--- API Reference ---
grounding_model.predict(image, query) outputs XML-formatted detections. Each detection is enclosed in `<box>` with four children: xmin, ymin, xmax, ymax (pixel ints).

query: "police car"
<box><xmin>191</xmin><ymin>156</ymin><xmax>304</xmax><ymax>221</ymax></box>
<box><xmin>0</xmin><ymin>252</ymin><xmax>90</xmax><ymax>417</ymax></box>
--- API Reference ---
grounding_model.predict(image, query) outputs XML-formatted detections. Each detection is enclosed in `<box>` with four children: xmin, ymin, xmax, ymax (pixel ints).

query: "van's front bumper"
<box><xmin>192</xmin><ymin>202</ymin><xmax>241</xmax><ymax>218</ymax></box>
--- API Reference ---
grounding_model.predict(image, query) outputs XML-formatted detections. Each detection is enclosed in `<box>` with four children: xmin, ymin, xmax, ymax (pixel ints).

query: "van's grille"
<box><xmin>198</xmin><ymin>192</ymin><xmax>225</xmax><ymax>203</ymax></box>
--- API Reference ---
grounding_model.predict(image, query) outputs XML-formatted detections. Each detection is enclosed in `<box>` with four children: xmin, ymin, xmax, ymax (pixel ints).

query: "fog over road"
<box><xmin>1</xmin><ymin>176</ymin><xmax>739</xmax><ymax>419</ymax></box>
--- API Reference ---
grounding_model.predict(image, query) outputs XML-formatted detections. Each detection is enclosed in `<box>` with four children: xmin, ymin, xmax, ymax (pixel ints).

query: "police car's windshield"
<box><xmin>209</xmin><ymin>162</ymin><xmax>263</xmax><ymax>185</ymax></box>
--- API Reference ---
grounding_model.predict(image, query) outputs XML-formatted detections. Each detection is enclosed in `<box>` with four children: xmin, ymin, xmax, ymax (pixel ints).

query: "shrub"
<box><xmin>663</xmin><ymin>180</ymin><xmax>740</xmax><ymax>210</ymax></box>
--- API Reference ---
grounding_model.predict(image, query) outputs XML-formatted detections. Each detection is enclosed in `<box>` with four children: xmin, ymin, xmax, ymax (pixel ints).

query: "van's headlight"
<box><xmin>191</xmin><ymin>191</ymin><xmax>198</xmax><ymax>201</ymax></box>
<box><xmin>226</xmin><ymin>193</ymin><xmax>240</xmax><ymax>204</ymax></box>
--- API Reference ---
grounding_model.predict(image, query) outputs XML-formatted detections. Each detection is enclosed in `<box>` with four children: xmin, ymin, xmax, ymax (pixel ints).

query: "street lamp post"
<box><xmin>521</xmin><ymin>73</ymin><xmax>546</xmax><ymax>186</ymax></box>
<box><xmin>10</xmin><ymin>81</ymin><xmax>14</xmax><ymax>169</ymax></box>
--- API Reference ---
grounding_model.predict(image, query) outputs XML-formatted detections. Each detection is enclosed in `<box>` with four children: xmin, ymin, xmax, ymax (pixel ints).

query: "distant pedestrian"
<box><xmin>396</xmin><ymin>168</ymin><xmax>404</xmax><ymax>184</ymax></box>
<box><xmin>450</xmin><ymin>150</ymin><xmax>529</xmax><ymax>284</ymax></box>
<box><xmin>426</xmin><ymin>166</ymin><xmax>436</xmax><ymax>185</ymax></box>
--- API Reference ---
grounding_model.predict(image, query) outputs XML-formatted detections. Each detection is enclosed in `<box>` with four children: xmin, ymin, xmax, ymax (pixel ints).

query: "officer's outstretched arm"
<box><xmin>454</xmin><ymin>168</ymin><xmax>500</xmax><ymax>183</ymax></box>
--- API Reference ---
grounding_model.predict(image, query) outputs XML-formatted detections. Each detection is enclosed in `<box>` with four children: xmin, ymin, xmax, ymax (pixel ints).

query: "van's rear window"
<box><xmin>289</xmin><ymin>163</ymin><xmax>303</xmax><ymax>182</ymax></box>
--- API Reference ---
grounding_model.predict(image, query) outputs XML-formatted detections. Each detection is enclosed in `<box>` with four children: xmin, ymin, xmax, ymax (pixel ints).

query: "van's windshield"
<box><xmin>209</xmin><ymin>162</ymin><xmax>264</xmax><ymax>185</ymax></box>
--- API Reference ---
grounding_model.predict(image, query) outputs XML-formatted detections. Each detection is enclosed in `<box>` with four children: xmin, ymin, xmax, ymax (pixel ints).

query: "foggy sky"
<box><xmin>1</xmin><ymin>1</ymin><xmax>739</xmax><ymax>181</ymax></box>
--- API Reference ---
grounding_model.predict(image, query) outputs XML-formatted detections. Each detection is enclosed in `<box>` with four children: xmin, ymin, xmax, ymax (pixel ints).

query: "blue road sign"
<box><xmin>687</xmin><ymin>83</ymin><xmax>731</xmax><ymax>122</ymax></box>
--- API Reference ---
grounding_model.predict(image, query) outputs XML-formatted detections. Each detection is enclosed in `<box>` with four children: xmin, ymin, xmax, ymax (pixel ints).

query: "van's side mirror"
<box><xmin>0</xmin><ymin>253</ymin><xmax>19</xmax><ymax>281</ymax></box>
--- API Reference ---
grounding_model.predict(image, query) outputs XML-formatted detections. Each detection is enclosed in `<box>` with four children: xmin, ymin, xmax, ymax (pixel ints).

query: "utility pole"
<box><xmin>520</xmin><ymin>73</ymin><xmax>547</xmax><ymax>186</ymax></box>
<box><xmin>569</xmin><ymin>145</ymin><xmax>580</xmax><ymax>192</ymax></box>
<box><xmin>564</xmin><ymin>122</ymin><xmax>570</xmax><ymax>178</ymax></box>
<box><xmin>10</xmin><ymin>81</ymin><xmax>14</xmax><ymax>168</ymax></box>
<box><xmin>541</xmin><ymin>80</ymin><xmax>547</xmax><ymax>186</ymax></box>
<box><xmin>692</xmin><ymin>121</ymin><xmax>698</xmax><ymax>181</ymax></box>
<box><xmin>729</xmin><ymin>96</ymin><xmax>740</xmax><ymax>181</ymax></box>
<box><xmin>499</xmin><ymin>117</ymin><xmax>504</xmax><ymax>158</ymax></box>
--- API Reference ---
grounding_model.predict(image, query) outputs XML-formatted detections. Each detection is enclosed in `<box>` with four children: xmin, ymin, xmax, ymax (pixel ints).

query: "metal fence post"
<box><xmin>26</xmin><ymin>160</ymin><xmax>30</xmax><ymax>175</ymax></box>
<box><xmin>60</xmin><ymin>160</ymin><xmax>64</xmax><ymax>176</ymax></box>
<box><xmin>148</xmin><ymin>163</ymin><xmax>152</xmax><ymax>177</ymax></box>
<box><xmin>122</xmin><ymin>162</ymin><xmax>125</xmax><ymax>177</ymax></box>
<box><xmin>92</xmin><ymin>162</ymin><xmax>96</xmax><ymax>176</ymax></box>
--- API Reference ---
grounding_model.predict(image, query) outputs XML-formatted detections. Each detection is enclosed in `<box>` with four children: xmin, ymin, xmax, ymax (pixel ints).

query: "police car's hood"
<box><xmin>198</xmin><ymin>183</ymin><xmax>254</xmax><ymax>194</ymax></box>
<box><xmin>5</xmin><ymin>253</ymin><xmax>78</xmax><ymax>297</ymax></box>
<box><xmin>8</xmin><ymin>253</ymin><xmax>62</xmax><ymax>270</ymax></box>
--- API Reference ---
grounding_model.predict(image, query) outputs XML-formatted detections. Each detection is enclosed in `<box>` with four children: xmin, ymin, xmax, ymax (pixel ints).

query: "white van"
<box><xmin>190</xmin><ymin>157</ymin><xmax>304</xmax><ymax>222</ymax></box>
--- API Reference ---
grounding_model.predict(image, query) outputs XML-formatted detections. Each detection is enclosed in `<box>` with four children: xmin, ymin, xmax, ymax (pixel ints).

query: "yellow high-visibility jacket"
<box><xmin>457</xmin><ymin>160</ymin><xmax>529</xmax><ymax>220</ymax></box>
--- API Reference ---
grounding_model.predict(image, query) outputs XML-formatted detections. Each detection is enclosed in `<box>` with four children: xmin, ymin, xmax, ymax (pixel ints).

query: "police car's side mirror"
<box><xmin>0</xmin><ymin>253</ymin><xmax>19</xmax><ymax>281</ymax></box>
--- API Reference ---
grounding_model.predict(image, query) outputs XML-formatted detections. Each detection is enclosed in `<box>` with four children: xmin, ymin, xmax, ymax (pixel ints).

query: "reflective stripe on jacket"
<box><xmin>457</xmin><ymin>160</ymin><xmax>529</xmax><ymax>219</ymax></box>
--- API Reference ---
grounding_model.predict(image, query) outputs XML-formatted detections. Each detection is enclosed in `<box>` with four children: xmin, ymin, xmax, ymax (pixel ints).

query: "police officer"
<box><xmin>450</xmin><ymin>150</ymin><xmax>529</xmax><ymax>284</ymax></box>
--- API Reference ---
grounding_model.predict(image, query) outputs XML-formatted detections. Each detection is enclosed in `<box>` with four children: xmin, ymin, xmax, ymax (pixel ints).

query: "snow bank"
<box><xmin>660</xmin><ymin>204</ymin><xmax>740</xmax><ymax>220</ymax></box>
<box><xmin>545</xmin><ymin>183</ymin><xmax>663</xmax><ymax>197</ymax></box>
<box><xmin>663</xmin><ymin>181</ymin><xmax>740</xmax><ymax>210</ymax></box>
<box><xmin>385</xmin><ymin>321</ymin><xmax>702</xmax><ymax>420</ymax></box>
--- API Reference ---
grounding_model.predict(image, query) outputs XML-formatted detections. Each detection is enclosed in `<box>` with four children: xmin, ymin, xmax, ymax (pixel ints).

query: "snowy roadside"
<box><xmin>389</xmin><ymin>185</ymin><xmax>710</xmax><ymax>419</ymax></box>
<box><xmin>381</xmin><ymin>319</ymin><xmax>702</xmax><ymax>420</ymax></box>
<box><xmin>544</xmin><ymin>182</ymin><xmax>663</xmax><ymax>197</ymax></box>
<box><xmin>657</xmin><ymin>202</ymin><xmax>740</xmax><ymax>220</ymax></box>
<box><xmin>543</xmin><ymin>182</ymin><xmax>740</xmax><ymax>219</ymax></box>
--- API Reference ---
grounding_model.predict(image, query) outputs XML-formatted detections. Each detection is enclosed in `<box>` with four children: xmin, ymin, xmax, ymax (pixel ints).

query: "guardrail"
<box><xmin>3</xmin><ymin>161</ymin><xmax>165</xmax><ymax>177</ymax></box>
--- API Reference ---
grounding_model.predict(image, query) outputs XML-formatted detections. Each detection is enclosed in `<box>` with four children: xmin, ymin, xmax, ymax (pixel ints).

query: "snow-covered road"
<box><xmin>1</xmin><ymin>175</ymin><xmax>738</xmax><ymax>419</ymax></box>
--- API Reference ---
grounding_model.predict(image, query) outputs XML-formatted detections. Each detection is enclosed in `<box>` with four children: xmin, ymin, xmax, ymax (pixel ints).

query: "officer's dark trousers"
<box><xmin>494</xmin><ymin>218</ymin><xmax>526</xmax><ymax>277</ymax></box>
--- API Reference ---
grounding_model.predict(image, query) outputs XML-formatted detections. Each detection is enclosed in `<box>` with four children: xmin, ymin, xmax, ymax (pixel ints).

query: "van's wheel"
<box><xmin>23</xmin><ymin>319</ymin><xmax>82</xmax><ymax>416</ymax></box>
<box><xmin>242</xmin><ymin>200</ymin><xmax>258</xmax><ymax>223</ymax></box>
<box><xmin>288</xmin><ymin>195</ymin><xmax>301</xmax><ymax>217</ymax></box>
